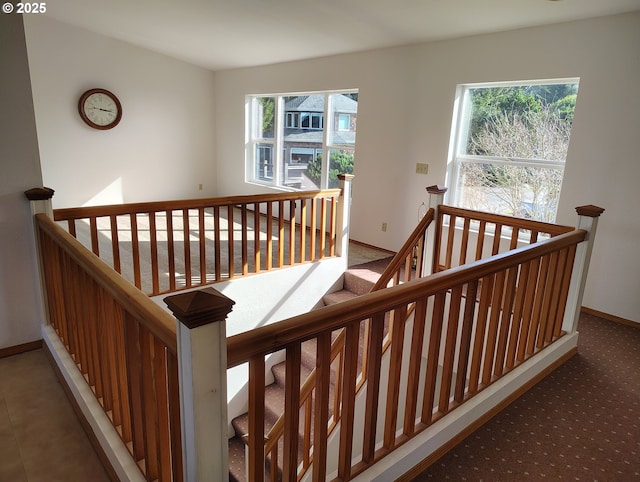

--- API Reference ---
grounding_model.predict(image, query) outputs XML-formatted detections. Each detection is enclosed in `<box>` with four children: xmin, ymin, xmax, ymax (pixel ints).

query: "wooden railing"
<box><xmin>256</xmin><ymin>206</ymin><xmax>437</xmax><ymax>480</ymax></box>
<box><xmin>432</xmin><ymin>205</ymin><xmax>574</xmax><ymax>272</ymax></box>
<box><xmin>53</xmin><ymin>189</ymin><xmax>342</xmax><ymax>296</ymax></box>
<box><xmin>226</xmin><ymin>208</ymin><xmax>589</xmax><ymax>481</ymax></box>
<box><xmin>251</xmin><ymin>195</ymin><xmax>579</xmax><ymax>481</ymax></box>
<box><xmin>35</xmin><ymin>212</ymin><xmax>182</xmax><ymax>481</ymax></box>
<box><xmin>27</xmin><ymin>181</ymin><xmax>601</xmax><ymax>481</ymax></box>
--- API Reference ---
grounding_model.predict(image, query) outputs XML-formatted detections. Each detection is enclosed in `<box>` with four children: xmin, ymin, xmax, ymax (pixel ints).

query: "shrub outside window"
<box><xmin>447</xmin><ymin>79</ymin><xmax>579</xmax><ymax>223</ymax></box>
<box><xmin>247</xmin><ymin>91</ymin><xmax>357</xmax><ymax>190</ymax></box>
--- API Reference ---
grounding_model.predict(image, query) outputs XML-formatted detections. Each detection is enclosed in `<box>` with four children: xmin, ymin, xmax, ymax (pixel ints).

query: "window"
<box><xmin>247</xmin><ymin>91</ymin><xmax>357</xmax><ymax>190</ymax></box>
<box><xmin>447</xmin><ymin>79</ymin><xmax>579</xmax><ymax>222</ymax></box>
<box><xmin>286</xmin><ymin>112</ymin><xmax>300</xmax><ymax>128</ymax></box>
<box><xmin>300</xmin><ymin>112</ymin><xmax>324</xmax><ymax>129</ymax></box>
<box><xmin>337</xmin><ymin>114</ymin><xmax>351</xmax><ymax>131</ymax></box>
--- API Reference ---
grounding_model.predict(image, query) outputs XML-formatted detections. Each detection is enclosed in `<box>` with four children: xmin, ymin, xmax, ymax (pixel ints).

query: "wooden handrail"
<box><xmin>53</xmin><ymin>189</ymin><xmax>341</xmax><ymax>220</ymax></box>
<box><xmin>36</xmin><ymin>213</ymin><xmax>177</xmax><ymax>351</ymax></box>
<box><xmin>372</xmin><ymin>208</ymin><xmax>435</xmax><ymax>291</ymax></box>
<box><xmin>227</xmin><ymin>228</ymin><xmax>586</xmax><ymax>367</ymax></box>
<box><xmin>437</xmin><ymin>205</ymin><xmax>574</xmax><ymax>237</ymax></box>
<box><xmin>53</xmin><ymin>189</ymin><xmax>344</xmax><ymax>296</ymax></box>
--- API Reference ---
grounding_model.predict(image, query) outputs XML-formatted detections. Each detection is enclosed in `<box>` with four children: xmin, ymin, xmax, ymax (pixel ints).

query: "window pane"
<box><xmin>329</xmin><ymin>93</ymin><xmax>357</xmax><ymax>146</ymax></box>
<box><xmin>338</xmin><ymin>114</ymin><xmax>350</xmax><ymax>131</ymax></box>
<box><xmin>284</xmin><ymin>149</ymin><xmax>321</xmax><ymax>190</ymax></box>
<box><xmin>256</xmin><ymin>97</ymin><xmax>275</xmax><ymax>139</ymax></box>
<box><xmin>248</xmin><ymin>91</ymin><xmax>357</xmax><ymax>190</ymax></box>
<box><xmin>457</xmin><ymin>162</ymin><xmax>563</xmax><ymax>222</ymax></box>
<box><xmin>328</xmin><ymin>149</ymin><xmax>354</xmax><ymax>189</ymax></box>
<box><xmin>449</xmin><ymin>81</ymin><xmax>579</xmax><ymax>222</ymax></box>
<box><xmin>255</xmin><ymin>144</ymin><xmax>273</xmax><ymax>181</ymax></box>
<box><xmin>465</xmin><ymin>84</ymin><xmax>578</xmax><ymax>161</ymax></box>
<box><xmin>311</xmin><ymin>113</ymin><xmax>323</xmax><ymax>129</ymax></box>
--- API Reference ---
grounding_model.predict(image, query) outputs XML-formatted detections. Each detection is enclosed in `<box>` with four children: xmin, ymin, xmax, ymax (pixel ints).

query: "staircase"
<box><xmin>228</xmin><ymin>258</ymin><xmax>391</xmax><ymax>482</ymax></box>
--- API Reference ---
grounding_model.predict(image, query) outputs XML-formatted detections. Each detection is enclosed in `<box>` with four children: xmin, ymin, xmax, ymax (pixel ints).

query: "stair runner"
<box><xmin>228</xmin><ymin>259</ymin><xmax>391</xmax><ymax>482</ymax></box>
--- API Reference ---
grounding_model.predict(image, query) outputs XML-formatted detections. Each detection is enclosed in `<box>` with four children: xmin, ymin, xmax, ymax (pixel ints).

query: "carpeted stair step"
<box><xmin>322</xmin><ymin>288</ymin><xmax>359</xmax><ymax>306</ymax></box>
<box><xmin>343</xmin><ymin>268</ymin><xmax>379</xmax><ymax>295</ymax></box>
<box><xmin>228</xmin><ymin>257</ymin><xmax>392</xmax><ymax>481</ymax></box>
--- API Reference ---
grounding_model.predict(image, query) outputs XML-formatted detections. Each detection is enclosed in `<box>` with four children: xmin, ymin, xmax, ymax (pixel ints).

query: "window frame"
<box><xmin>446</xmin><ymin>78</ymin><xmax>579</xmax><ymax>223</ymax></box>
<box><xmin>246</xmin><ymin>90</ymin><xmax>357</xmax><ymax>191</ymax></box>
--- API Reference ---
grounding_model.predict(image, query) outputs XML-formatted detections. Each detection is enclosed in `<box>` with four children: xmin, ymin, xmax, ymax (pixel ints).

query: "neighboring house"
<box><xmin>280</xmin><ymin>94</ymin><xmax>357</xmax><ymax>189</ymax></box>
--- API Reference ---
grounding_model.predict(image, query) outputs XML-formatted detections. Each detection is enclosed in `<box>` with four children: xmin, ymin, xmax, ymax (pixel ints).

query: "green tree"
<box><xmin>468</xmin><ymin>88</ymin><xmax>540</xmax><ymax>152</ymax></box>
<box><xmin>550</xmin><ymin>94</ymin><xmax>577</xmax><ymax>122</ymax></box>
<box><xmin>307</xmin><ymin>151</ymin><xmax>354</xmax><ymax>188</ymax></box>
<box><xmin>258</xmin><ymin>97</ymin><xmax>275</xmax><ymax>137</ymax></box>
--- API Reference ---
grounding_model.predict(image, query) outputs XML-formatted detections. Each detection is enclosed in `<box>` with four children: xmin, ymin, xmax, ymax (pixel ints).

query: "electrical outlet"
<box><xmin>416</xmin><ymin>163</ymin><xmax>429</xmax><ymax>175</ymax></box>
<box><xmin>198</xmin><ymin>183</ymin><xmax>203</xmax><ymax>190</ymax></box>
<box><xmin>381</xmin><ymin>222</ymin><xmax>388</xmax><ymax>232</ymax></box>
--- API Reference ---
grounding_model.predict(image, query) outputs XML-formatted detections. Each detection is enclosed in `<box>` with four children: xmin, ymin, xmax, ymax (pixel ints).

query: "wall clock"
<box><xmin>78</xmin><ymin>88</ymin><xmax>122</xmax><ymax>130</ymax></box>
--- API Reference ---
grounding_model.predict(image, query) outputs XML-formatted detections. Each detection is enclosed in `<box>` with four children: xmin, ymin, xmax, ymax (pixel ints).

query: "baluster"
<box><xmin>254</xmin><ymin>202</ymin><xmax>261</xmax><ymax>272</ymax></box>
<box><xmin>150</xmin><ymin>212</ymin><xmax>160</xmax><ymax>294</ymax></box>
<box><xmin>403</xmin><ymin>298</ymin><xmax>428</xmax><ymax>437</ymax></box>
<box><xmin>266</xmin><ymin>202</ymin><xmax>273</xmax><ymax>270</ymax></box>
<box><xmin>166</xmin><ymin>210</ymin><xmax>176</xmax><ymax>292</ymax></box>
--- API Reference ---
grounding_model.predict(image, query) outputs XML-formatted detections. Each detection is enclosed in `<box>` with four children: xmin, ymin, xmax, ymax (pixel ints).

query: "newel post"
<box><xmin>335</xmin><ymin>174</ymin><xmax>354</xmax><ymax>260</ymax></box>
<box><xmin>24</xmin><ymin>187</ymin><xmax>55</xmax><ymax>325</ymax></box>
<box><xmin>561</xmin><ymin>205</ymin><xmax>605</xmax><ymax>334</ymax></box>
<box><xmin>164</xmin><ymin>288</ymin><xmax>235</xmax><ymax>482</ymax></box>
<box><xmin>422</xmin><ymin>185</ymin><xmax>448</xmax><ymax>276</ymax></box>
<box><xmin>24</xmin><ymin>187</ymin><xmax>55</xmax><ymax>218</ymax></box>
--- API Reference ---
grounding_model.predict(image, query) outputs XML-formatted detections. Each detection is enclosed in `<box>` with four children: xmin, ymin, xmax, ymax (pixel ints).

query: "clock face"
<box><xmin>78</xmin><ymin>89</ymin><xmax>122</xmax><ymax>129</ymax></box>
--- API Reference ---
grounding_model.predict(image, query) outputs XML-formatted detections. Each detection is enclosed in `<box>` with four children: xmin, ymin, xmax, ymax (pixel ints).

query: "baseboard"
<box><xmin>581</xmin><ymin>306</ymin><xmax>639</xmax><ymax>328</ymax></box>
<box><xmin>0</xmin><ymin>339</ymin><xmax>42</xmax><ymax>358</ymax></box>
<box><xmin>350</xmin><ymin>239</ymin><xmax>396</xmax><ymax>255</ymax></box>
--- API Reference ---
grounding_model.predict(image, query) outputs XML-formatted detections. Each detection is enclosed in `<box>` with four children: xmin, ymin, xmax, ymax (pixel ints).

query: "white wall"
<box><xmin>0</xmin><ymin>14</ymin><xmax>46</xmax><ymax>348</ymax></box>
<box><xmin>23</xmin><ymin>15</ymin><xmax>217</xmax><ymax>209</ymax></box>
<box><xmin>214</xmin><ymin>13</ymin><xmax>640</xmax><ymax>323</ymax></box>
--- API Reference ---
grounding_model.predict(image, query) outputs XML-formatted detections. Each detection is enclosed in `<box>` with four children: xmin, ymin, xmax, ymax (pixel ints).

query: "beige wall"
<box><xmin>0</xmin><ymin>14</ymin><xmax>45</xmax><ymax>348</ymax></box>
<box><xmin>19</xmin><ymin>12</ymin><xmax>640</xmax><ymax>324</ymax></box>
<box><xmin>214</xmin><ymin>13</ymin><xmax>640</xmax><ymax>323</ymax></box>
<box><xmin>24</xmin><ymin>15</ymin><xmax>217</xmax><ymax>209</ymax></box>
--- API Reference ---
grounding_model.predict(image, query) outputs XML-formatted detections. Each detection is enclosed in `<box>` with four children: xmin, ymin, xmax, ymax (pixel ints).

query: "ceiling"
<box><xmin>45</xmin><ymin>0</ymin><xmax>640</xmax><ymax>71</ymax></box>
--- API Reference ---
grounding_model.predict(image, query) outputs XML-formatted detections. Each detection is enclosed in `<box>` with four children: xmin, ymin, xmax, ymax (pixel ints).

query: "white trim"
<box><xmin>457</xmin><ymin>154</ymin><xmax>565</xmax><ymax>169</ymax></box>
<box><xmin>445</xmin><ymin>79</ymin><xmax>578</xmax><ymax>215</ymax></box>
<box><xmin>458</xmin><ymin>77</ymin><xmax>580</xmax><ymax>89</ymax></box>
<box><xmin>246</xmin><ymin>90</ymin><xmax>358</xmax><ymax>190</ymax></box>
<box><xmin>42</xmin><ymin>325</ymin><xmax>145</xmax><ymax>482</ymax></box>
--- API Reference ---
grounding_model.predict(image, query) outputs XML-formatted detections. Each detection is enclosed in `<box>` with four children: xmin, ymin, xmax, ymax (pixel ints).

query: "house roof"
<box><xmin>285</xmin><ymin>95</ymin><xmax>358</xmax><ymax>114</ymax></box>
<box><xmin>284</xmin><ymin>130</ymin><xmax>356</xmax><ymax>145</ymax></box>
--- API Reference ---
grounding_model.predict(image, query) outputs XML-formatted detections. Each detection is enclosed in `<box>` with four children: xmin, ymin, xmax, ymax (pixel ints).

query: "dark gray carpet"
<box><xmin>412</xmin><ymin>312</ymin><xmax>640</xmax><ymax>481</ymax></box>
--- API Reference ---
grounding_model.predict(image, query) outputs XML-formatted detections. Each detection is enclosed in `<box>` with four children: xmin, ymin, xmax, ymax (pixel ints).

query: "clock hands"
<box><xmin>79</xmin><ymin>89</ymin><xmax>121</xmax><ymax>129</ymax></box>
<box><xmin>88</xmin><ymin>106</ymin><xmax>114</xmax><ymax>113</ymax></box>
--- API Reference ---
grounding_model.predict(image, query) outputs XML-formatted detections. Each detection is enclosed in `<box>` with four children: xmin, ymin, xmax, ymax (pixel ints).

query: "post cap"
<box><xmin>575</xmin><ymin>205</ymin><xmax>605</xmax><ymax>218</ymax></box>
<box><xmin>426</xmin><ymin>185</ymin><xmax>448</xmax><ymax>195</ymax></box>
<box><xmin>164</xmin><ymin>287</ymin><xmax>235</xmax><ymax>329</ymax></box>
<box><xmin>24</xmin><ymin>187</ymin><xmax>55</xmax><ymax>201</ymax></box>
